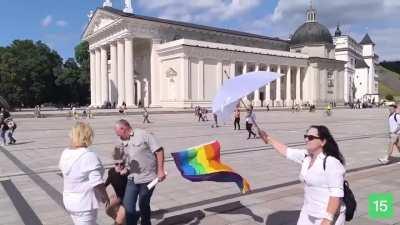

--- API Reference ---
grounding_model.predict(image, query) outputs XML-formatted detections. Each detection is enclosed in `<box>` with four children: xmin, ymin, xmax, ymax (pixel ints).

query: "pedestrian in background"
<box><xmin>379</xmin><ymin>104</ymin><xmax>400</xmax><ymax>164</ymax></box>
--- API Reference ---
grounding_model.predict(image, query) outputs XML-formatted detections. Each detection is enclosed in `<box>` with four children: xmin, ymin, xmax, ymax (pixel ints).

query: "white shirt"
<box><xmin>286</xmin><ymin>148</ymin><xmax>346</xmax><ymax>218</ymax></box>
<box><xmin>388</xmin><ymin>113</ymin><xmax>400</xmax><ymax>134</ymax></box>
<box><xmin>59</xmin><ymin>148</ymin><xmax>104</xmax><ymax>212</ymax></box>
<box><xmin>245</xmin><ymin>112</ymin><xmax>256</xmax><ymax>124</ymax></box>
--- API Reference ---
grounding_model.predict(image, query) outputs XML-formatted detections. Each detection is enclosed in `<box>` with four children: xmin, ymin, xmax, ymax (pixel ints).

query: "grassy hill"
<box><xmin>376</xmin><ymin>64</ymin><xmax>400</xmax><ymax>100</ymax></box>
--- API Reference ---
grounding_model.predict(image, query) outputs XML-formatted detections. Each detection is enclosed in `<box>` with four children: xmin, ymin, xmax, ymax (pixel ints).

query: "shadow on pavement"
<box><xmin>204</xmin><ymin>201</ymin><xmax>264</xmax><ymax>223</ymax></box>
<box><xmin>156</xmin><ymin>210</ymin><xmax>205</xmax><ymax>225</ymax></box>
<box><xmin>8</xmin><ymin>141</ymin><xmax>35</xmax><ymax>146</ymax></box>
<box><xmin>265</xmin><ymin>210</ymin><xmax>300</xmax><ymax>225</ymax></box>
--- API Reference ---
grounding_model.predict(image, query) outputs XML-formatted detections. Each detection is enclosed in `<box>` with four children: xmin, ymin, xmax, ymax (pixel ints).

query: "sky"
<box><xmin>0</xmin><ymin>0</ymin><xmax>399</xmax><ymax>61</ymax></box>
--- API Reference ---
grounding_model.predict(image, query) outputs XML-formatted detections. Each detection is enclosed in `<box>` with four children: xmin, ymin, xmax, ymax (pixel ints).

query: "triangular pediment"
<box><xmin>82</xmin><ymin>8</ymin><xmax>121</xmax><ymax>39</ymax></box>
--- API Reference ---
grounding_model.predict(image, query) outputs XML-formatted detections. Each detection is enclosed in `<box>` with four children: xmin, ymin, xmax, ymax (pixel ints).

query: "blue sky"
<box><xmin>1</xmin><ymin>0</ymin><xmax>399</xmax><ymax>60</ymax></box>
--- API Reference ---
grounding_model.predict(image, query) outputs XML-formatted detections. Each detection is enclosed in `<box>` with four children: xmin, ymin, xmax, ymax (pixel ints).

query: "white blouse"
<box><xmin>286</xmin><ymin>148</ymin><xmax>346</xmax><ymax>218</ymax></box>
<box><xmin>59</xmin><ymin>148</ymin><xmax>104</xmax><ymax>212</ymax></box>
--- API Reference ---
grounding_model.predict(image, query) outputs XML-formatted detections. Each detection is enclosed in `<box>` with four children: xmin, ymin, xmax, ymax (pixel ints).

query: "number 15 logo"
<box><xmin>368</xmin><ymin>193</ymin><xmax>394</xmax><ymax>219</ymax></box>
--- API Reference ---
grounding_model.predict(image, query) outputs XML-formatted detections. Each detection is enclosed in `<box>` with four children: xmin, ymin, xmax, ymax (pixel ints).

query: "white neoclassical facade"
<box><xmin>83</xmin><ymin>1</ymin><xmax>378</xmax><ymax>108</ymax></box>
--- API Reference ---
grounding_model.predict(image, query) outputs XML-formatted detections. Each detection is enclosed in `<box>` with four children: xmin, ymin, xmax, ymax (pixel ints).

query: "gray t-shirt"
<box><xmin>122</xmin><ymin>128</ymin><xmax>162</xmax><ymax>184</ymax></box>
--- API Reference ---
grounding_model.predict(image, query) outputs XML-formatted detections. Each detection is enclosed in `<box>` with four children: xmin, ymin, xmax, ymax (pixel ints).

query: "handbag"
<box><xmin>323</xmin><ymin>156</ymin><xmax>357</xmax><ymax>221</ymax></box>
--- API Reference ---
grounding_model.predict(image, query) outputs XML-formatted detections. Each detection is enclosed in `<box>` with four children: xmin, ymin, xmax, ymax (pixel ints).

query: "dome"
<box><xmin>291</xmin><ymin>22</ymin><xmax>333</xmax><ymax>46</ymax></box>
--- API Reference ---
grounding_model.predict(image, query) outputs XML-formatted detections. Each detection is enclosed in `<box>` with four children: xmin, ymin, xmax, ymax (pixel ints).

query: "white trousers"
<box><xmin>297</xmin><ymin>210</ymin><xmax>345</xmax><ymax>225</ymax></box>
<box><xmin>69</xmin><ymin>209</ymin><xmax>98</xmax><ymax>225</ymax></box>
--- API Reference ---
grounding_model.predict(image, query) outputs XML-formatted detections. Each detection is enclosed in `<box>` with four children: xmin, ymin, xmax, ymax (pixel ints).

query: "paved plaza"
<box><xmin>0</xmin><ymin>108</ymin><xmax>399</xmax><ymax>225</ymax></box>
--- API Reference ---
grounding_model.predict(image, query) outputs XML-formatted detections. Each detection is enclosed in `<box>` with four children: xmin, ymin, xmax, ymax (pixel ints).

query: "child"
<box><xmin>105</xmin><ymin>146</ymin><xmax>128</xmax><ymax>225</ymax></box>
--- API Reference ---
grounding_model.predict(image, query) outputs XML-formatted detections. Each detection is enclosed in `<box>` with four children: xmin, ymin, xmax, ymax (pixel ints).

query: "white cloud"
<box><xmin>137</xmin><ymin>0</ymin><xmax>261</xmax><ymax>22</ymax></box>
<box><xmin>368</xmin><ymin>27</ymin><xmax>400</xmax><ymax>60</ymax></box>
<box><xmin>56</xmin><ymin>20</ymin><xmax>68</xmax><ymax>27</ymax></box>
<box><xmin>41</xmin><ymin>15</ymin><xmax>53</xmax><ymax>27</ymax></box>
<box><xmin>244</xmin><ymin>0</ymin><xmax>400</xmax><ymax>60</ymax></box>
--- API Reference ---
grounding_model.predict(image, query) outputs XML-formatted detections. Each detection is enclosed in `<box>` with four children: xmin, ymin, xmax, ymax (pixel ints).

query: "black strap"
<box><xmin>323</xmin><ymin>155</ymin><xmax>327</xmax><ymax>170</ymax></box>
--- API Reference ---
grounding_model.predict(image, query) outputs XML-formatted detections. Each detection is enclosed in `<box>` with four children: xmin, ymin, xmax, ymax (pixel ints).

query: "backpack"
<box><xmin>323</xmin><ymin>156</ymin><xmax>357</xmax><ymax>221</ymax></box>
<box><xmin>394</xmin><ymin>113</ymin><xmax>399</xmax><ymax>122</ymax></box>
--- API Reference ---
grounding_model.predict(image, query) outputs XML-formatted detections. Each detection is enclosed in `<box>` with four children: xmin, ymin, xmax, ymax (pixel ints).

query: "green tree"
<box><xmin>73</xmin><ymin>41</ymin><xmax>90</xmax><ymax>104</ymax></box>
<box><xmin>55</xmin><ymin>58</ymin><xmax>89</xmax><ymax>105</ymax></box>
<box><xmin>385</xmin><ymin>94</ymin><xmax>394</xmax><ymax>101</ymax></box>
<box><xmin>0</xmin><ymin>40</ymin><xmax>63</xmax><ymax>107</ymax></box>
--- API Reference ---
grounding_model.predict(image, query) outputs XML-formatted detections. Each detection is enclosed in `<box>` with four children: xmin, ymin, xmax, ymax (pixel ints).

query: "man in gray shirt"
<box><xmin>114</xmin><ymin>119</ymin><xmax>166</xmax><ymax>225</ymax></box>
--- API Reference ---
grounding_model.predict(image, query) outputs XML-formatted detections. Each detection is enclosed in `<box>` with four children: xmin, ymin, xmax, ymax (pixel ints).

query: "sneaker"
<box><xmin>378</xmin><ymin>158</ymin><xmax>389</xmax><ymax>164</ymax></box>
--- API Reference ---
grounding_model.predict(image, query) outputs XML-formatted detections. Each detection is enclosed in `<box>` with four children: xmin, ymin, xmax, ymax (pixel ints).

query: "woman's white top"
<box><xmin>59</xmin><ymin>147</ymin><xmax>104</xmax><ymax>212</ymax></box>
<box><xmin>286</xmin><ymin>148</ymin><xmax>346</xmax><ymax>218</ymax></box>
<box><xmin>245</xmin><ymin>112</ymin><xmax>256</xmax><ymax>124</ymax></box>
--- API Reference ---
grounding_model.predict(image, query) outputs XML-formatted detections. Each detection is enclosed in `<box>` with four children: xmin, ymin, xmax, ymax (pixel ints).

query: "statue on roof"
<box><xmin>103</xmin><ymin>0</ymin><xmax>112</xmax><ymax>7</ymax></box>
<box><xmin>123</xmin><ymin>0</ymin><xmax>133</xmax><ymax>13</ymax></box>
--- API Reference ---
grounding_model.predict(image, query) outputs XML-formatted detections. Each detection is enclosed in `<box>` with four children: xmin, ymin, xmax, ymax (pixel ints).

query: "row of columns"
<box><xmin>240</xmin><ymin>62</ymin><xmax>305</xmax><ymax>107</ymax></box>
<box><xmin>90</xmin><ymin>38</ymin><xmax>135</xmax><ymax>107</ymax></box>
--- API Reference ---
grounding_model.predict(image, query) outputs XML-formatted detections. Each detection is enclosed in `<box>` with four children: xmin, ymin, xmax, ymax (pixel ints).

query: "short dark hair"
<box><xmin>116</xmin><ymin>119</ymin><xmax>131</xmax><ymax>128</ymax></box>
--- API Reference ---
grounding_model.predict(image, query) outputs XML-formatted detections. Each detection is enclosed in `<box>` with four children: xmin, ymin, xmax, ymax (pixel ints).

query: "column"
<box><xmin>242</xmin><ymin>63</ymin><xmax>249</xmax><ymax>104</ymax></box>
<box><xmin>181</xmin><ymin>57</ymin><xmax>189</xmax><ymax>102</ymax></box>
<box><xmin>95</xmin><ymin>48</ymin><xmax>102</xmax><ymax>106</ymax></box>
<box><xmin>124</xmin><ymin>38</ymin><xmax>135</xmax><ymax>107</ymax></box>
<box><xmin>285</xmin><ymin>66</ymin><xmax>292</xmax><ymax>106</ymax></box>
<box><xmin>296</xmin><ymin>67</ymin><xmax>301</xmax><ymax>103</ymax></box>
<box><xmin>216</xmin><ymin>62</ymin><xmax>223</xmax><ymax>89</ymax></box>
<box><xmin>265</xmin><ymin>65</ymin><xmax>271</xmax><ymax>106</ymax></box>
<box><xmin>276</xmin><ymin>65</ymin><xmax>282</xmax><ymax>106</ymax></box>
<box><xmin>143</xmin><ymin>78</ymin><xmax>149</xmax><ymax>107</ymax></box>
<box><xmin>150</xmin><ymin>39</ymin><xmax>161</xmax><ymax>107</ymax></box>
<box><xmin>89</xmin><ymin>50</ymin><xmax>96</xmax><ymax>106</ymax></box>
<box><xmin>110</xmin><ymin>42</ymin><xmax>118</xmax><ymax>105</ymax></box>
<box><xmin>198</xmin><ymin>59</ymin><xmax>204</xmax><ymax>100</ymax></box>
<box><xmin>230</xmin><ymin>62</ymin><xmax>236</xmax><ymax>78</ymax></box>
<box><xmin>254</xmin><ymin>64</ymin><xmax>261</xmax><ymax>106</ymax></box>
<box><xmin>100</xmin><ymin>46</ymin><xmax>109</xmax><ymax>105</ymax></box>
<box><xmin>135</xmin><ymin>80</ymin><xmax>142</xmax><ymax>106</ymax></box>
<box><xmin>117</xmin><ymin>39</ymin><xmax>125</xmax><ymax>106</ymax></box>
<box><xmin>302</xmin><ymin>69</ymin><xmax>309</xmax><ymax>104</ymax></box>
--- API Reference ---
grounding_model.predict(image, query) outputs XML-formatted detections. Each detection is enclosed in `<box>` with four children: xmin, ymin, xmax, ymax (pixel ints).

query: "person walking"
<box><xmin>0</xmin><ymin>108</ymin><xmax>16</xmax><ymax>145</ymax></box>
<box><xmin>258</xmin><ymin>125</ymin><xmax>346</xmax><ymax>225</ymax></box>
<box><xmin>212</xmin><ymin>113</ymin><xmax>219</xmax><ymax>128</ymax></box>
<box><xmin>245</xmin><ymin>106</ymin><xmax>257</xmax><ymax>139</ymax></box>
<box><xmin>114</xmin><ymin>119</ymin><xmax>166</xmax><ymax>225</ymax></box>
<box><xmin>234</xmin><ymin>107</ymin><xmax>241</xmax><ymax>130</ymax></box>
<box><xmin>59</xmin><ymin>122</ymin><xmax>109</xmax><ymax>225</ymax></box>
<box><xmin>378</xmin><ymin>104</ymin><xmax>400</xmax><ymax>164</ymax></box>
<box><xmin>142</xmin><ymin>107</ymin><xmax>151</xmax><ymax>124</ymax></box>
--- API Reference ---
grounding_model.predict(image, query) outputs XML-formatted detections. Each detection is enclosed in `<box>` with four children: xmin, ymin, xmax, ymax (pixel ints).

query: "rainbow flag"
<box><xmin>171</xmin><ymin>140</ymin><xmax>250</xmax><ymax>194</ymax></box>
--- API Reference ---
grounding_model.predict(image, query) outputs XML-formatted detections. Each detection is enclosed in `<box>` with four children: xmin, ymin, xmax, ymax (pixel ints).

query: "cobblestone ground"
<box><xmin>0</xmin><ymin>108</ymin><xmax>399</xmax><ymax>225</ymax></box>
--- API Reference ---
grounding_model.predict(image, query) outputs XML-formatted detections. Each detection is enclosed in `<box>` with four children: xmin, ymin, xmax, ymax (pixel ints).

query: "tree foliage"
<box><xmin>381</xmin><ymin>61</ymin><xmax>400</xmax><ymax>76</ymax></box>
<box><xmin>0</xmin><ymin>40</ymin><xmax>90</xmax><ymax>108</ymax></box>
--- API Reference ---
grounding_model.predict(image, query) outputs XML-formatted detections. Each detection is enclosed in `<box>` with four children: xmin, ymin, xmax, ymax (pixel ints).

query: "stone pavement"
<box><xmin>0</xmin><ymin>108</ymin><xmax>399</xmax><ymax>225</ymax></box>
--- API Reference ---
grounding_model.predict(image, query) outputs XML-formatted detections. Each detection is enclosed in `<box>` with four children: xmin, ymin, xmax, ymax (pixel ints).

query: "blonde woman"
<box><xmin>59</xmin><ymin>122</ymin><xmax>109</xmax><ymax>225</ymax></box>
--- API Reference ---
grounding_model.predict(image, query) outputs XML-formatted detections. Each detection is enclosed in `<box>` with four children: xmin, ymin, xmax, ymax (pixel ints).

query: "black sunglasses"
<box><xmin>304</xmin><ymin>135</ymin><xmax>321</xmax><ymax>141</ymax></box>
<box><xmin>114</xmin><ymin>162</ymin><xmax>125</xmax><ymax>166</ymax></box>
